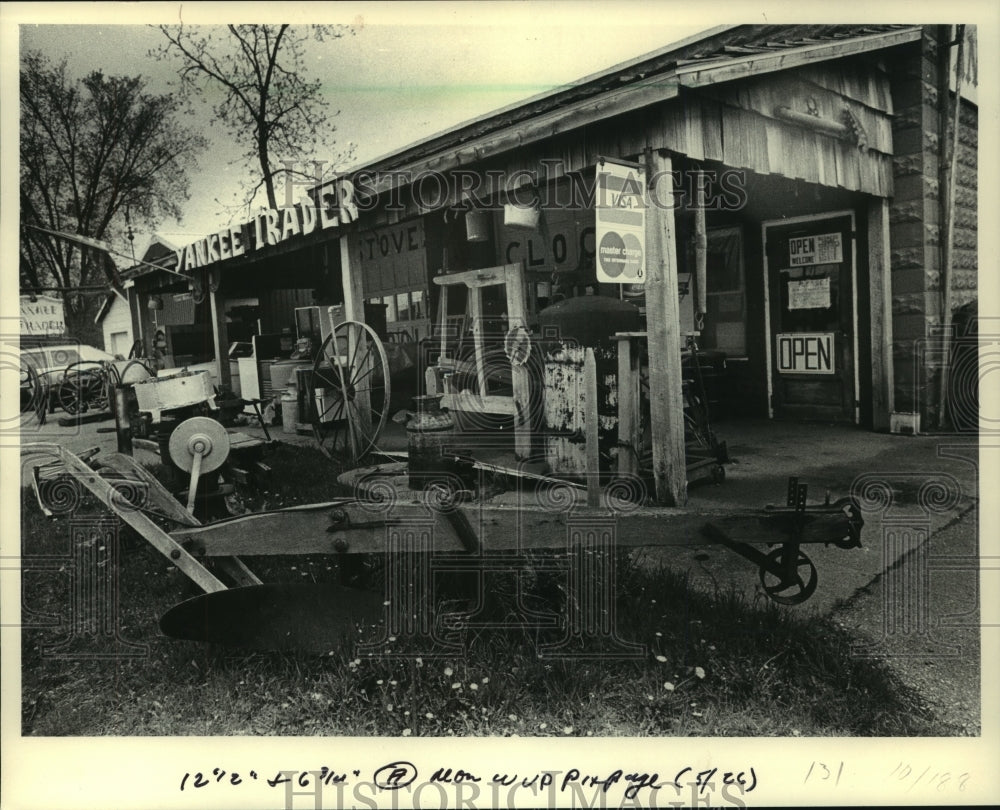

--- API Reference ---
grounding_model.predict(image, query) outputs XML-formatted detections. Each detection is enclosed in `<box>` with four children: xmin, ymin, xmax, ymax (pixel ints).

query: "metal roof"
<box><xmin>346</xmin><ymin>23</ymin><xmax>921</xmax><ymax>186</ymax></box>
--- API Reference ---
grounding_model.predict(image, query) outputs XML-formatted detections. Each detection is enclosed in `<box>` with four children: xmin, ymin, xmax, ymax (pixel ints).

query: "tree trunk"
<box><xmin>63</xmin><ymin>296</ymin><xmax>105</xmax><ymax>349</ymax></box>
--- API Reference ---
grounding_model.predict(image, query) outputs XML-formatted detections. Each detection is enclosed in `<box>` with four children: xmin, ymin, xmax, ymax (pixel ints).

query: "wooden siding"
<box><xmin>364</xmin><ymin>60</ymin><xmax>895</xmax><ymax>228</ymax></box>
<box><xmin>258</xmin><ymin>288</ymin><xmax>315</xmax><ymax>335</ymax></box>
<box><xmin>101</xmin><ymin>296</ymin><xmax>133</xmax><ymax>356</ymax></box>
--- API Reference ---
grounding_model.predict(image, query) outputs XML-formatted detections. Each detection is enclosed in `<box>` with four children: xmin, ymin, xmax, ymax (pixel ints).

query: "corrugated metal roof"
<box><xmin>349</xmin><ymin>24</ymin><xmax>921</xmax><ymax>182</ymax></box>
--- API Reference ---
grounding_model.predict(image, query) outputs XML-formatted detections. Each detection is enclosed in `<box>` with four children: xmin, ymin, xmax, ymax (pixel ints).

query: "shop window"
<box><xmin>396</xmin><ymin>292</ymin><xmax>410</xmax><ymax>321</ymax></box>
<box><xmin>410</xmin><ymin>289</ymin><xmax>425</xmax><ymax>320</ymax></box>
<box><xmin>692</xmin><ymin>227</ymin><xmax>747</xmax><ymax>357</ymax></box>
<box><xmin>369</xmin><ymin>291</ymin><xmax>430</xmax><ymax>324</ymax></box>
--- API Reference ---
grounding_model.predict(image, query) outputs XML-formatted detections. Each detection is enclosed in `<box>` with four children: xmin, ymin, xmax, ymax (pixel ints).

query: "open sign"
<box><xmin>776</xmin><ymin>333</ymin><xmax>834</xmax><ymax>374</ymax></box>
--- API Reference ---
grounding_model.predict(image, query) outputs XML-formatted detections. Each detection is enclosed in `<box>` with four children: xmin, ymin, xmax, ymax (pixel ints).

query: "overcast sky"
<box><xmin>12</xmin><ymin>2</ymin><xmax>715</xmax><ymax>258</ymax></box>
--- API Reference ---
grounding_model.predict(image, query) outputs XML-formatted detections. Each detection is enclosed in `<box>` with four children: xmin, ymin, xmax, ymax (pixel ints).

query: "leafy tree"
<box><xmin>154</xmin><ymin>24</ymin><xmax>354</xmax><ymax>212</ymax></box>
<box><xmin>20</xmin><ymin>51</ymin><xmax>206</xmax><ymax>340</ymax></box>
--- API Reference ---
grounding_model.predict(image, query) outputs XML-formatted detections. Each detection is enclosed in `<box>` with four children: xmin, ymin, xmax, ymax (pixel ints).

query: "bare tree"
<box><xmin>20</xmin><ymin>51</ymin><xmax>206</xmax><ymax>339</ymax></box>
<box><xmin>154</xmin><ymin>24</ymin><xmax>354</xmax><ymax>212</ymax></box>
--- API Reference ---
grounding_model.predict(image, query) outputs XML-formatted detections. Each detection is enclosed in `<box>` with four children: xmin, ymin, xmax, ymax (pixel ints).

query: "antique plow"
<box><xmin>23</xmin><ymin>444</ymin><xmax>863</xmax><ymax>651</ymax></box>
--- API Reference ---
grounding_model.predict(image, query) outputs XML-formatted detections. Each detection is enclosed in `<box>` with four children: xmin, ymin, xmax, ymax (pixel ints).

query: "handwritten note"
<box><xmin>179</xmin><ymin>761</ymin><xmax>758</xmax><ymax>805</ymax></box>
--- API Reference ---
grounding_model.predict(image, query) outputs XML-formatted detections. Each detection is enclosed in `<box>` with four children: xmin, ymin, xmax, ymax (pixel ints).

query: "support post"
<box><xmin>868</xmin><ymin>198</ymin><xmax>894</xmax><ymax>430</ymax></box>
<box><xmin>615</xmin><ymin>335</ymin><xmax>639</xmax><ymax>477</ymax></box>
<box><xmin>340</xmin><ymin>235</ymin><xmax>366</xmax><ymax>323</ymax></box>
<box><xmin>338</xmin><ymin>234</ymin><xmax>371</xmax><ymax>449</ymax></box>
<box><xmin>127</xmin><ymin>284</ymin><xmax>144</xmax><ymax>353</ymax></box>
<box><xmin>584</xmin><ymin>348</ymin><xmax>601</xmax><ymax>508</ymax></box>
<box><xmin>643</xmin><ymin>150</ymin><xmax>687</xmax><ymax>506</ymax></box>
<box><xmin>503</xmin><ymin>262</ymin><xmax>532</xmax><ymax>459</ymax></box>
<box><xmin>209</xmin><ymin>281</ymin><xmax>231</xmax><ymax>389</ymax></box>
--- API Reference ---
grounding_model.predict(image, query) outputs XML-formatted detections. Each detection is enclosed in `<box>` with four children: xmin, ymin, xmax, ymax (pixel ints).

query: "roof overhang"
<box><xmin>348</xmin><ymin>25</ymin><xmax>922</xmax><ymax>200</ymax></box>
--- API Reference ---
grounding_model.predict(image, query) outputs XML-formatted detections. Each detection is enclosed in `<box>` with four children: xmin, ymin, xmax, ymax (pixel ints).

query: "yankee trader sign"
<box><xmin>174</xmin><ymin>179</ymin><xmax>358</xmax><ymax>274</ymax></box>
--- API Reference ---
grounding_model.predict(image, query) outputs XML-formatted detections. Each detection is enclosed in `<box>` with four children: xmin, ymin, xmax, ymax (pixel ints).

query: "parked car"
<box><xmin>20</xmin><ymin>343</ymin><xmax>117</xmax><ymax>414</ymax></box>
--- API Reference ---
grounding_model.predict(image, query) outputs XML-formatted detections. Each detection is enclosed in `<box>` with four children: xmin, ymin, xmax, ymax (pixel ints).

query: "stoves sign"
<box><xmin>173</xmin><ymin>179</ymin><xmax>358</xmax><ymax>273</ymax></box>
<box><xmin>20</xmin><ymin>295</ymin><xmax>66</xmax><ymax>336</ymax></box>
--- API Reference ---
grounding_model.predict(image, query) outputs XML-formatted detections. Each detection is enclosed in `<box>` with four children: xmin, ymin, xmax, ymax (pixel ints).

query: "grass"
<box><xmin>20</xmin><ymin>442</ymin><xmax>955</xmax><ymax>737</ymax></box>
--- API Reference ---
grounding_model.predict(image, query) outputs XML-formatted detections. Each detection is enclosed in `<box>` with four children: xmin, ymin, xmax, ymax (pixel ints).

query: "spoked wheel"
<box><xmin>758</xmin><ymin>546</ymin><xmax>818</xmax><ymax>605</ymax></box>
<box><xmin>59</xmin><ymin>363</ymin><xmax>109</xmax><ymax>415</ymax></box>
<box><xmin>20</xmin><ymin>358</ymin><xmax>40</xmax><ymax>412</ymax></box>
<box><xmin>310</xmin><ymin>320</ymin><xmax>390</xmax><ymax>461</ymax></box>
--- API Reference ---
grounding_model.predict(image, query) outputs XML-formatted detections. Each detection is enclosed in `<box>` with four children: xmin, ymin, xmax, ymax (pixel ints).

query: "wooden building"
<box><xmin>127</xmin><ymin>23</ymin><xmax>979</xmax><ymax>503</ymax></box>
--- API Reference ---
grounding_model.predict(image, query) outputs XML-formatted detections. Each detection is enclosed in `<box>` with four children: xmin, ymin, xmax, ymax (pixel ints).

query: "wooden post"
<box><xmin>127</xmin><ymin>285</ymin><xmax>144</xmax><ymax>352</ymax></box>
<box><xmin>340</xmin><ymin>235</ymin><xmax>365</xmax><ymax>323</ymax></box>
<box><xmin>584</xmin><ymin>348</ymin><xmax>601</xmax><ymax>508</ymax></box>
<box><xmin>338</xmin><ymin>236</ymin><xmax>371</xmax><ymax>447</ymax></box>
<box><xmin>644</xmin><ymin>150</ymin><xmax>687</xmax><ymax>506</ymax></box>
<box><xmin>468</xmin><ymin>286</ymin><xmax>488</xmax><ymax>399</ymax></box>
<box><xmin>209</xmin><ymin>281</ymin><xmax>231</xmax><ymax>389</ymax></box>
<box><xmin>693</xmin><ymin>170</ymin><xmax>708</xmax><ymax>321</ymax></box>
<box><xmin>868</xmin><ymin>198</ymin><xmax>894</xmax><ymax>430</ymax></box>
<box><xmin>503</xmin><ymin>262</ymin><xmax>532</xmax><ymax>459</ymax></box>
<box><xmin>615</xmin><ymin>335</ymin><xmax>639</xmax><ymax>477</ymax></box>
<box><xmin>114</xmin><ymin>385</ymin><xmax>133</xmax><ymax>456</ymax></box>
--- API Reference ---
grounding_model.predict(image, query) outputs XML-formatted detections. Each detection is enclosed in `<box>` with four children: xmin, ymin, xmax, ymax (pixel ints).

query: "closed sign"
<box><xmin>777</xmin><ymin>333</ymin><xmax>834</xmax><ymax>374</ymax></box>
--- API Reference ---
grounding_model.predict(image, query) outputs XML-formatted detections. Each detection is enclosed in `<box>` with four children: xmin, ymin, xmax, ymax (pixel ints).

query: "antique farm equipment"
<box><xmin>309</xmin><ymin>319</ymin><xmax>391</xmax><ymax>462</ymax></box>
<box><xmin>129</xmin><ymin>369</ymin><xmax>268</xmax><ymax>514</ymax></box>
<box><xmin>23</xmin><ymin>438</ymin><xmax>864</xmax><ymax>651</ymax></box>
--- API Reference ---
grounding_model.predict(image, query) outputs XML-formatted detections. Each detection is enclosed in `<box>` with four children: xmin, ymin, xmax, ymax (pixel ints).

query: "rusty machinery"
<box><xmin>24</xmin><ymin>438</ymin><xmax>862</xmax><ymax>652</ymax></box>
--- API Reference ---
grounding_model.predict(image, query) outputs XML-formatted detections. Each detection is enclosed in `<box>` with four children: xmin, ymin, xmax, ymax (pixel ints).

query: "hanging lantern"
<box><xmin>465</xmin><ymin>210</ymin><xmax>489</xmax><ymax>242</ymax></box>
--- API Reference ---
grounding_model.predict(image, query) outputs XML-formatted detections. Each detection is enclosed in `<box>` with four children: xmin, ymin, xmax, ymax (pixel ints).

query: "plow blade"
<box><xmin>159</xmin><ymin>583</ymin><xmax>385</xmax><ymax>652</ymax></box>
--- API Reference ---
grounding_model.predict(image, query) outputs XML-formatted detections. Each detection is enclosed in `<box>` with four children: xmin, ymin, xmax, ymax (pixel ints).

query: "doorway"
<box><xmin>763</xmin><ymin>212</ymin><xmax>858</xmax><ymax>422</ymax></box>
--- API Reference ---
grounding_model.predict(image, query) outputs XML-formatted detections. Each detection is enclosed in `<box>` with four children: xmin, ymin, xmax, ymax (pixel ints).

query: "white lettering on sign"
<box><xmin>20</xmin><ymin>295</ymin><xmax>66</xmax><ymax>336</ymax></box>
<box><xmin>350</xmin><ymin>220</ymin><xmax>427</xmax><ymax>298</ymax></box>
<box><xmin>175</xmin><ymin>179</ymin><xmax>357</xmax><ymax>273</ymax></box>
<box><xmin>788</xmin><ymin>232</ymin><xmax>842</xmax><ymax>266</ymax></box>
<box><xmin>776</xmin><ymin>332</ymin><xmax>835</xmax><ymax>375</ymax></box>
<box><xmin>595</xmin><ymin>158</ymin><xmax>646</xmax><ymax>284</ymax></box>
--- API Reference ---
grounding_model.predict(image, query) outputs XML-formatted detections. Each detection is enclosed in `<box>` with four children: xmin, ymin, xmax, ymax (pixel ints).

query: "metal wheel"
<box><xmin>758</xmin><ymin>546</ymin><xmax>818</xmax><ymax>605</ymax></box>
<box><xmin>310</xmin><ymin>320</ymin><xmax>390</xmax><ymax>461</ymax></box>
<box><xmin>20</xmin><ymin>357</ymin><xmax>41</xmax><ymax>414</ymax></box>
<box><xmin>58</xmin><ymin>362</ymin><xmax>110</xmax><ymax>415</ymax></box>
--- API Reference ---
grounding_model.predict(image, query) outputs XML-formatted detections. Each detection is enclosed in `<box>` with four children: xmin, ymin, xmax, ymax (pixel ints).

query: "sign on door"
<box><xmin>776</xmin><ymin>332</ymin><xmax>834</xmax><ymax>375</ymax></box>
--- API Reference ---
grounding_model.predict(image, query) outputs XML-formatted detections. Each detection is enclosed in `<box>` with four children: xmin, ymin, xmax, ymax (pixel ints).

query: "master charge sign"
<box><xmin>596</xmin><ymin>158</ymin><xmax>646</xmax><ymax>284</ymax></box>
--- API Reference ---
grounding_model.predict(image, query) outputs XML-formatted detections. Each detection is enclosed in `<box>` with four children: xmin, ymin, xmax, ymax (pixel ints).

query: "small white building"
<box><xmin>95</xmin><ymin>292</ymin><xmax>133</xmax><ymax>358</ymax></box>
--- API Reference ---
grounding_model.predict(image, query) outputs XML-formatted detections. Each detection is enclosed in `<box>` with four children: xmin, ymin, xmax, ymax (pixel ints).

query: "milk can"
<box><xmin>406</xmin><ymin>394</ymin><xmax>455</xmax><ymax>489</ymax></box>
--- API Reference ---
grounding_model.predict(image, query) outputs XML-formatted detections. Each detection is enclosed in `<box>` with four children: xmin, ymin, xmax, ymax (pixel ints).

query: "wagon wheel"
<box><xmin>20</xmin><ymin>358</ymin><xmax>40</xmax><ymax>413</ymax></box>
<box><xmin>310</xmin><ymin>320</ymin><xmax>390</xmax><ymax>461</ymax></box>
<box><xmin>758</xmin><ymin>546</ymin><xmax>817</xmax><ymax>605</ymax></box>
<box><xmin>59</xmin><ymin>362</ymin><xmax>109</xmax><ymax>415</ymax></box>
